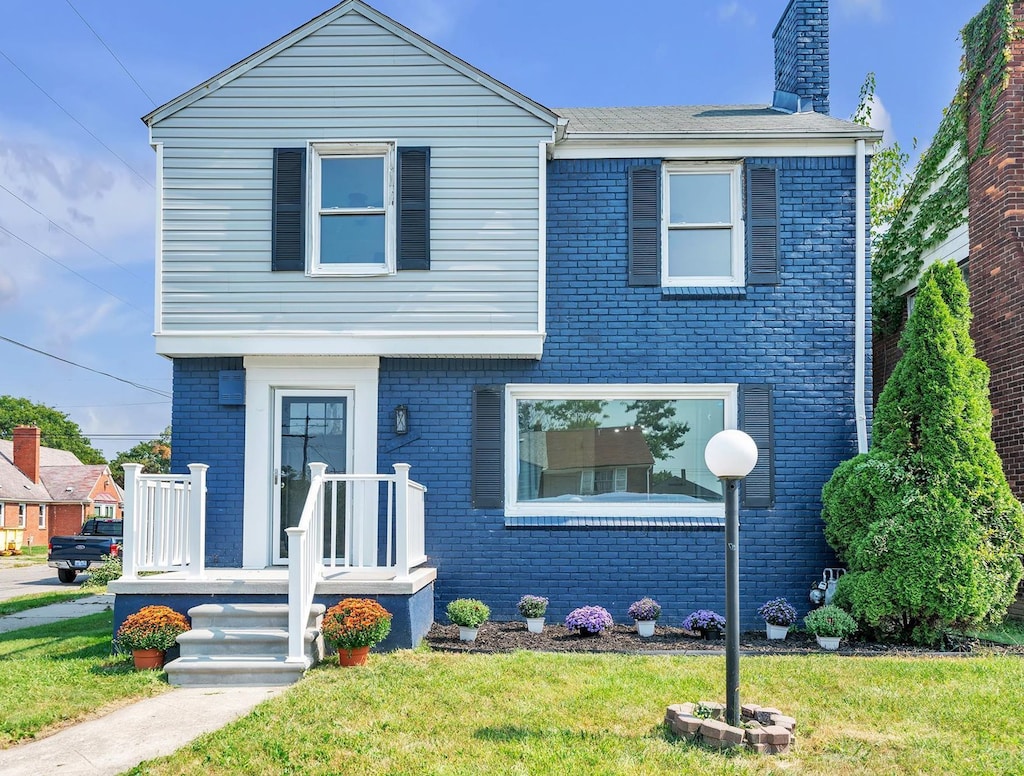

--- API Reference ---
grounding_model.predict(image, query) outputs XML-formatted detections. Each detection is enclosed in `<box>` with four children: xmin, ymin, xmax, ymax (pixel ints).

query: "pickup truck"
<box><xmin>48</xmin><ymin>519</ymin><xmax>123</xmax><ymax>583</ymax></box>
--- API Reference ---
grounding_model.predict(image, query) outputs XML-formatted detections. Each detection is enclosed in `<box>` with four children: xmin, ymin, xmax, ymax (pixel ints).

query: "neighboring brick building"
<box><xmin>0</xmin><ymin>426</ymin><xmax>122</xmax><ymax>547</ymax></box>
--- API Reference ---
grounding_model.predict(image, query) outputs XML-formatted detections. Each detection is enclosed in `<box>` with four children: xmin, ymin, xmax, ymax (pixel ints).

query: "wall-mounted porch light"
<box><xmin>394</xmin><ymin>405</ymin><xmax>409</xmax><ymax>435</ymax></box>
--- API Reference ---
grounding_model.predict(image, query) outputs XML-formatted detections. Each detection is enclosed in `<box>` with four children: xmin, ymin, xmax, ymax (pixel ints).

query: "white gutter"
<box><xmin>855</xmin><ymin>138</ymin><xmax>868</xmax><ymax>454</ymax></box>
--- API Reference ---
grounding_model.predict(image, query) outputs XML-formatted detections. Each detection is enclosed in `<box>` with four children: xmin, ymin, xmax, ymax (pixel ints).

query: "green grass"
<box><xmin>126</xmin><ymin>650</ymin><xmax>1024</xmax><ymax>776</ymax></box>
<box><xmin>0</xmin><ymin>612</ymin><xmax>169</xmax><ymax>746</ymax></box>
<box><xmin>0</xmin><ymin>589</ymin><xmax>96</xmax><ymax>616</ymax></box>
<box><xmin>0</xmin><ymin>546</ymin><xmax>48</xmax><ymax>566</ymax></box>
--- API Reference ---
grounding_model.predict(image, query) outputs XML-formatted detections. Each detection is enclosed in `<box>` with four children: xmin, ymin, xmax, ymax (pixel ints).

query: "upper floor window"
<box><xmin>662</xmin><ymin>162</ymin><xmax>743</xmax><ymax>287</ymax></box>
<box><xmin>309</xmin><ymin>142</ymin><xmax>395</xmax><ymax>276</ymax></box>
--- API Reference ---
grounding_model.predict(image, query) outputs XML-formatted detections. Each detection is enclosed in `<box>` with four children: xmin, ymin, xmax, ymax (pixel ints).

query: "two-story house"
<box><xmin>111</xmin><ymin>0</ymin><xmax>879</xmax><ymax>684</ymax></box>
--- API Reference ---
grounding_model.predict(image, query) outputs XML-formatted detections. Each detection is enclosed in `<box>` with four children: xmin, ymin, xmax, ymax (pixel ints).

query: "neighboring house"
<box><xmin>0</xmin><ymin>426</ymin><xmax>123</xmax><ymax>546</ymax></box>
<box><xmin>114</xmin><ymin>0</ymin><xmax>878</xmax><ymax>654</ymax></box>
<box><xmin>872</xmin><ymin>0</ymin><xmax>1024</xmax><ymax>619</ymax></box>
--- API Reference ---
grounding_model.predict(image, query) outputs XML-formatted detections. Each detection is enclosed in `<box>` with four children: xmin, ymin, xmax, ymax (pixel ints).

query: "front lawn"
<box><xmin>130</xmin><ymin>650</ymin><xmax>1024</xmax><ymax>775</ymax></box>
<box><xmin>0</xmin><ymin>612</ymin><xmax>169</xmax><ymax>746</ymax></box>
<box><xmin>0</xmin><ymin>589</ymin><xmax>96</xmax><ymax>616</ymax></box>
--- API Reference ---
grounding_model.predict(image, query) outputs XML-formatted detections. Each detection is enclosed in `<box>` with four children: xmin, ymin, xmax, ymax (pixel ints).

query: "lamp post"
<box><xmin>704</xmin><ymin>429</ymin><xmax>758</xmax><ymax>728</ymax></box>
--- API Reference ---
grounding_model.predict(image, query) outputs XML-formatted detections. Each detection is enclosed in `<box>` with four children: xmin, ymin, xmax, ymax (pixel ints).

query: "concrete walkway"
<box><xmin>0</xmin><ymin>596</ymin><xmax>285</xmax><ymax>774</ymax></box>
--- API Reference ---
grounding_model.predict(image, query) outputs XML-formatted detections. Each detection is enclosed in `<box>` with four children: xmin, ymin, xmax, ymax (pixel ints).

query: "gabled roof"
<box><xmin>555</xmin><ymin>105</ymin><xmax>882</xmax><ymax>141</ymax></box>
<box><xmin>543</xmin><ymin>427</ymin><xmax>655</xmax><ymax>472</ymax></box>
<box><xmin>143</xmin><ymin>0</ymin><xmax>558</xmax><ymax>128</ymax></box>
<box><xmin>0</xmin><ymin>440</ymin><xmax>114</xmax><ymax>505</ymax></box>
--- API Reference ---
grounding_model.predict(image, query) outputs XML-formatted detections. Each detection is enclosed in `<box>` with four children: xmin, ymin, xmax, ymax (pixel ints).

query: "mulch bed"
<box><xmin>425</xmin><ymin>621</ymin><xmax>1024</xmax><ymax>656</ymax></box>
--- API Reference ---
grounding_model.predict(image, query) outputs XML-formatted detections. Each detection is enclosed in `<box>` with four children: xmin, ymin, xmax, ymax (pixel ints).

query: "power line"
<box><xmin>0</xmin><ymin>334</ymin><xmax>172</xmax><ymax>398</ymax></box>
<box><xmin>0</xmin><ymin>46</ymin><xmax>153</xmax><ymax>189</ymax></box>
<box><xmin>0</xmin><ymin>182</ymin><xmax>145</xmax><ymax>282</ymax></box>
<box><xmin>54</xmin><ymin>401</ymin><xmax>169</xmax><ymax>409</ymax></box>
<box><xmin>0</xmin><ymin>222</ymin><xmax>147</xmax><ymax>314</ymax></box>
<box><xmin>64</xmin><ymin>0</ymin><xmax>157</xmax><ymax>106</ymax></box>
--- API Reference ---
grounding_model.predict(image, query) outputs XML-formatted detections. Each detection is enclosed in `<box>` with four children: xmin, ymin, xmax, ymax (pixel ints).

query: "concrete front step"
<box><xmin>164</xmin><ymin>655</ymin><xmax>310</xmax><ymax>687</ymax></box>
<box><xmin>166</xmin><ymin>602</ymin><xmax>327</xmax><ymax>687</ymax></box>
<box><xmin>177</xmin><ymin>626</ymin><xmax>321</xmax><ymax>659</ymax></box>
<box><xmin>188</xmin><ymin>602</ymin><xmax>325</xmax><ymax>630</ymax></box>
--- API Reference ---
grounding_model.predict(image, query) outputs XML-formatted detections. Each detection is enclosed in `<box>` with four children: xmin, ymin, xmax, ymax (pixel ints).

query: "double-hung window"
<box><xmin>310</xmin><ymin>142</ymin><xmax>395</xmax><ymax>275</ymax></box>
<box><xmin>662</xmin><ymin>162</ymin><xmax>743</xmax><ymax>287</ymax></box>
<box><xmin>38</xmin><ymin>504</ymin><xmax>46</xmax><ymax>529</ymax></box>
<box><xmin>18</xmin><ymin>503</ymin><xmax>26</xmax><ymax>528</ymax></box>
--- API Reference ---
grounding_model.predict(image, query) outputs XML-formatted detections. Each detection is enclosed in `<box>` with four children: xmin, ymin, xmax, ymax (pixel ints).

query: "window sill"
<box><xmin>308</xmin><ymin>265</ymin><xmax>394</xmax><ymax>278</ymax></box>
<box><xmin>504</xmin><ymin>515</ymin><xmax>725</xmax><ymax>529</ymax></box>
<box><xmin>661</xmin><ymin>286</ymin><xmax>747</xmax><ymax>300</ymax></box>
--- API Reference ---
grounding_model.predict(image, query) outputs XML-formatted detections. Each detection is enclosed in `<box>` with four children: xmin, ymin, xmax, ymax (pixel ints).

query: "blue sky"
<box><xmin>0</xmin><ymin>0</ymin><xmax>978</xmax><ymax>458</ymax></box>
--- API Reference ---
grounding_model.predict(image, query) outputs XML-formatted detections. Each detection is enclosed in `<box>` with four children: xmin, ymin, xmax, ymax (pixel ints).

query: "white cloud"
<box><xmin>868</xmin><ymin>93</ymin><xmax>895</xmax><ymax>143</ymax></box>
<box><xmin>836</xmin><ymin>0</ymin><xmax>885</xmax><ymax>22</ymax></box>
<box><xmin>717</xmin><ymin>1</ymin><xmax>757</xmax><ymax>26</ymax></box>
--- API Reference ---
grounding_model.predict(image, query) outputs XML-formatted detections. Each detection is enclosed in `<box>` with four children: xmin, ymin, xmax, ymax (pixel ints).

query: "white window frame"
<box><xmin>661</xmin><ymin>161</ymin><xmax>744</xmax><ymax>287</ymax></box>
<box><xmin>504</xmin><ymin>383</ymin><xmax>738</xmax><ymax>518</ymax></box>
<box><xmin>38</xmin><ymin>504</ymin><xmax>46</xmax><ymax>529</ymax></box>
<box><xmin>307</xmin><ymin>140</ymin><xmax>396</xmax><ymax>277</ymax></box>
<box><xmin>18</xmin><ymin>503</ymin><xmax>26</xmax><ymax>528</ymax></box>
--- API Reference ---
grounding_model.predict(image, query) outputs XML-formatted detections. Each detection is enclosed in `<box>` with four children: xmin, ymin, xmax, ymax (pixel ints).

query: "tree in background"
<box><xmin>625</xmin><ymin>399</ymin><xmax>690</xmax><ymax>461</ymax></box>
<box><xmin>108</xmin><ymin>427</ymin><xmax>172</xmax><ymax>487</ymax></box>
<box><xmin>821</xmin><ymin>262</ymin><xmax>1024</xmax><ymax>645</ymax></box>
<box><xmin>0</xmin><ymin>395</ymin><xmax>105</xmax><ymax>464</ymax></box>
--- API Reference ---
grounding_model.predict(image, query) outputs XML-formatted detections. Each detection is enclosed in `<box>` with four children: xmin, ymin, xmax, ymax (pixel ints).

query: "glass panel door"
<box><xmin>273</xmin><ymin>392</ymin><xmax>351</xmax><ymax>563</ymax></box>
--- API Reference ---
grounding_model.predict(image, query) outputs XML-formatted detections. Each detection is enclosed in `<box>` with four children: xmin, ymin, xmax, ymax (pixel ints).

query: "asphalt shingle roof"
<box><xmin>0</xmin><ymin>440</ymin><xmax>114</xmax><ymax>505</ymax></box>
<box><xmin>554</xmin><ymin>105</ymin><xmax>877</xmax><ymax>137</ymax></box>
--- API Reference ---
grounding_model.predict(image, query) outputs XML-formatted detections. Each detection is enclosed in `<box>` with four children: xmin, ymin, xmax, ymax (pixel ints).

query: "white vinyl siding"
<box><xmin>153</xmin><ymin>10</ymin><xmax>552</xmax><ymax>340</ymax></box>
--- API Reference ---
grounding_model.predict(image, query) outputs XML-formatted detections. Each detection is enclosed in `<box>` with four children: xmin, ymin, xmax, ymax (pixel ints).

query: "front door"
<box><xmin>272</xmin><ymin>391</ymin><xmax>352</xmax><ymax>564</ymax></box>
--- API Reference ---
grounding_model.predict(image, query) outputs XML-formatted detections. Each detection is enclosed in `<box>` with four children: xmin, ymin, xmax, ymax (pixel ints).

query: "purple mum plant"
<box><xmin>564</xmin><ymin>605</ymin><xmax>613</xmax><ymax>635</ymax></box>
<box><xmin>516</xmin><ymin>595</ymin><xmax>549</xmax><ymax>619</ymax></box>
<box><xmin>682</xmin><ymin>609</ymin><xmax>726</xmax><ymax>633</ymax></box>
<box><xmin>626</xmin><ymin>597</ymin><xmax>662</xmax><ymax>622</ymax></box>
<box><xmin>757</xmin><ymin>597</ymin><xmax>798</xmax><ymax>627</ymax></box>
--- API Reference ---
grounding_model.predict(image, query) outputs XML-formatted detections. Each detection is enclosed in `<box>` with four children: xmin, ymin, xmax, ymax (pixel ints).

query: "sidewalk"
<box><xmin>0</xmin><ymin>595</ymin><xmax>283</xmax><ymax>775</ymax></box>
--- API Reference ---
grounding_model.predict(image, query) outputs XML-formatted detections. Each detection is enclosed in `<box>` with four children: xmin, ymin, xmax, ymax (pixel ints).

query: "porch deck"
<box><xmin>109</xmin><ymin>565</ymin><xmax>436</xmax><ymax>597</ymax></box>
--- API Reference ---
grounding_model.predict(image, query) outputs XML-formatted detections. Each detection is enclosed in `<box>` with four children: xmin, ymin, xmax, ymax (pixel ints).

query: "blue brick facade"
<box><xmin>773</xmin><ymin>0</ymin><xmax>830</xmax><ymax>114</ymax></box>
<box><xmin>171</xmin><ymin>156</ymin><xmax>868</xmax><ymax>630</ymax></box>
<box><xmin>372</xmin><ymin>156</ymin><xmax>866</xmax><ymax>628</ymax></box>
<box><xmin>171</xmin><ymin>357</ymin><xmax>245</xmax><ymax>567</ymax></box>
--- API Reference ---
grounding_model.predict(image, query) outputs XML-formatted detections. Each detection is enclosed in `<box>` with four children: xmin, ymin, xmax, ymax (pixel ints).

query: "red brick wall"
<box><xmin>50</xmin><ymin>504</ymin><xmax>87</xmax><ymax>540</ymax></box>
<box><xmin>872</xmin><ymin>308</ymin><xmax>907</xmax><ymax>401</ymax></box>
<box><xmin>966</xmin><ymin>4</ymin><xmax>1024</xmax><ymax>499</ymax></box>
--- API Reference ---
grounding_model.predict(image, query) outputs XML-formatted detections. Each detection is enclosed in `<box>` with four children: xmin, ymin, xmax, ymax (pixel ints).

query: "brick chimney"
<box><xmin>13</xmin><ymin>426</ymin><xmax>41</xmax><ymax>484</ymax></box>
<box><xmin>772</xmin><ymin>0</ymin><xmax>830</xmax><ymax>114</ymax></box>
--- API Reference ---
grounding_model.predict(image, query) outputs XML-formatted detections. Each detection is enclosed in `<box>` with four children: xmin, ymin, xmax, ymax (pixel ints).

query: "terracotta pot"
<box><xmin>337</xmin><ymin>646</ymin><xmax>371</xmax><ymax>666</ymax></box>
<box><xmin>132</xmin><ymin>648</ymin><xmax>165</xmax><ymax>670</ymax></box>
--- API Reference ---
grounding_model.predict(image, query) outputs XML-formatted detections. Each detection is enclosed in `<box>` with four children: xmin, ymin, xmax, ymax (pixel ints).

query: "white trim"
<box><xmin>661</xmin><ymin>162</ymin><xmax>744</xmax><ymax>287</ymax></box>
<box><xmin>855</xmin><ymin>139</ymin><xmax>868</xmax><ymax>454</ymax></box>
<box><xmin>307</xmin><ymin>141</ymin><xmax>396</xmax><ymax>277</ymax></box>
<box><xmin>551</xmin><ymin>138</ymin><xmax>878</xmax><ymax>160</ymax></box>
<box><xmin>153</xmin><ymin>142</ymin><xmax>163</xmax><ymax>336</ymax></box>
<box><xmin>537</xmin><ymin>141</ymin><xmax>548</xmax><ymax>338</ymax></box>
<box><xmin>155</xmin><ymin>331</ymin><xmax>545</xmax><ymax>359</ymax></box>
<box><xmin>504</xmin><ymin>383</ymin><xmax>738</xmax><ymax>518</ymax></box>
<box><xmin>143</xmin><ymin>1</ymin><xmax>558</xmax><ymax>127</ymax></box>
<box><xmin>242</xmin><ymin>357</ymin><xmax>379</xmax><ymax>568</ymax></box>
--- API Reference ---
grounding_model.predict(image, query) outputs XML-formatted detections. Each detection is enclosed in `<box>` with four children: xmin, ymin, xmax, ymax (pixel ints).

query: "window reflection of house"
<box><xmin>519</xmin><ymin>426</ymin><xmax>655</xmax><ymax>499</ymax></box>
<box><xmin>651</xmin><ymin>470</ymin><xmax>723</xmax><ymax>501</ymax></box>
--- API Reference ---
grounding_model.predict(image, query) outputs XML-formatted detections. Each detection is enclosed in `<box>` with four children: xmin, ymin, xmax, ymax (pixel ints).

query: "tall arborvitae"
<box><xmin>822</xmin><ymin>261</ymin><xmax>1024</xmax><ymax>645</ymax></box>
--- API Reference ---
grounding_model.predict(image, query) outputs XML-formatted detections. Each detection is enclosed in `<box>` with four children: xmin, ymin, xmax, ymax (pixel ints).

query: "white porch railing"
<box><xmin>122</xmin><ymin>463</ymin><xmax>208</xmax><ymax>579</ymax></box>
<box><xmin>286</xmin><ymin>462</ymin><xmax>428</xmax><ymax>662</ymax></box>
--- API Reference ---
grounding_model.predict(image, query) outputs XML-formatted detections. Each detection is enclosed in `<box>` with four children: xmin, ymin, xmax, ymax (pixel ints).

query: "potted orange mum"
<box><xmin>320</xmin><ymin>598</ymin><xmax>393</xmax><ymax>666</ymax></box>
<box><xmin>116</xmin><ymin>605</ymin><xmax>190</xmax><ymax>669</ymax></box>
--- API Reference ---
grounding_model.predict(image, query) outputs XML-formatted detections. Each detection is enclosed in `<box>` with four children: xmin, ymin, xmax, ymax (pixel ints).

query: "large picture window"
<box><xmin>505</xmin><ymin>384</ymin><xmax>737</xmax><ymax>517</ymax></box>
<box><xmin>309</xmin><ymin>142</ymin><xmax>395</xmax><ymax>275</ymax></box>
<box><xmin>662</xmin><ymin>162</ymin><xmax>743</xmax><ymax>287</ymax></box>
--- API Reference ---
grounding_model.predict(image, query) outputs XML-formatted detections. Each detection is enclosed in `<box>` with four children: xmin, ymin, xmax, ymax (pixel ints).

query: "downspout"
<box><xmin>854</xmin><ymin>138</ymin><xmax>868</xmax><ymax>454</ymax></box>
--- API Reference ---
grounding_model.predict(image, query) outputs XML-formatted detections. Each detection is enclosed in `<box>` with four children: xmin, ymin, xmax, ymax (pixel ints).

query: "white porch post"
<box><xmin>186</xmin><ymin>463</ymin><xmax>209</xmax><ymax>578</ymax></box>
<box><xmin>122</xmin><ymin>464</ymin><xmax>142</xmax><ymax>579</ymax></box>
<box><xmin>393</xmin><ymin>463</ymin><xmax>410</xmax><ymax>577</ymax></box>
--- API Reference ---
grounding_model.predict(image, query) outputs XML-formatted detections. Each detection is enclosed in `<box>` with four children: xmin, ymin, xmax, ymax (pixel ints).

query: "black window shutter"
<box><xmin>397</xmin><ymin>147</ymin><xmax>430</xmax><ymax>271</ymax></box>
<box><xmin>272</xmin><ymin>148</ymin><xmax>306</xmax><ymax>271</ymax></box>
<box><xmin>628</xmin><ymin>165</ymin><xmax>660</xmax><ymax>286</ymax></box>
<box><xmin>739</xmin><ymin>385</ymin><xmax>774</xmax><ymax>508</ymax></box>
<box><xmin>746</xmin><ymin>165</ymin><xmax>779</xmax><ymax>284</ymax></box>
<box><xmin>471</xmin><ymin>385</ymin><xmax>503</xmax><ymax>509</ymax></box>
